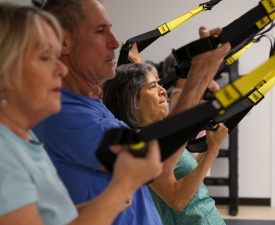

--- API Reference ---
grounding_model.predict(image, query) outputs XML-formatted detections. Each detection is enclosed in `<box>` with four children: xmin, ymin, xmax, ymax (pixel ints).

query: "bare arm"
<box><xmin>195</xmin><ymin>152</ymin><xmax>206</xmax><ymax>163</ymax></box>
<box><xmin>149</xmin><ymin>124</ymin><xmax>228</xmax><ymax>212</ymax></box>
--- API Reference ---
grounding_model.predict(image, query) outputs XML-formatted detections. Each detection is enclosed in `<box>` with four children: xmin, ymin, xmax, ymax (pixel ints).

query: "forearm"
<box><xmin>71</xmin><ymin>182</ymin><xmax>132</xmax><ymax>225</ymax></box>
<box><xmin>195</xmin><ymin>152</ymin><xmax>206</xmax><ymax>163</ymax></box>
<box><xmin>170</xmin><ymin>62</ymin><xmax>213</xmax><ymax>115</ymax></box>
<box><xmin>158</xmin><ymin>144</ymin><xmax>186</xmax><ymax>178</ymax></box>
<box><xmin>172</xmin><ymin>151</ymin><xmax>216</xmax><ymax>211</ymax></box>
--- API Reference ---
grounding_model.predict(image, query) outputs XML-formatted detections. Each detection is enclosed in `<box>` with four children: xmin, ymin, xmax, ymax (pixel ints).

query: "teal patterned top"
<box><xmin>149</xmin><ymin>149</ymin><xmax>225</xmax><ymax>225</ymax></box>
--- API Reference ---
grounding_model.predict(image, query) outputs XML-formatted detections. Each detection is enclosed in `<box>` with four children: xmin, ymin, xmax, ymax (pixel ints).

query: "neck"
<box><xmin>0</xmin><ymin>109</ymin><xmax>30</xmax><ymax>141</ymax></box>
<box><xmin>63</xmin><ymin>74</ymin><xmax>103</xmax><ymax>98</ymax></box>
<box><xmin>61</xmin><ymin>55</ymin><xmax>103</xmax><ymax>98</ymax></box>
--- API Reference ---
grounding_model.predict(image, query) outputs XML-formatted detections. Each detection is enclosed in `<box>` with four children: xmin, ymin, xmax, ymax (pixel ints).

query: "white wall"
<box><xmin>0</xmin><ymin>0</ymin><xmax>31</xmax><ymax>5</ymax></box>
<box><xmin>1</xmin><ymin>0</ymin><xmax>274</xmax><ymax>205</ymax></box>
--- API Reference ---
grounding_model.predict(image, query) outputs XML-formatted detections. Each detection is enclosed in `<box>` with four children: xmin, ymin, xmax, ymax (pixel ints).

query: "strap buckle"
<box><xmin>200</xmin><ymin>0</ymin><xmax>222</xmax><ymax>10</ymax></box>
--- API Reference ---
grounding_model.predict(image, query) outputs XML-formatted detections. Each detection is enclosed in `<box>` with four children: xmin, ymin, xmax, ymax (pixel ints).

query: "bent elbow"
<box><xmin>170</xmin><ymin>200</ymin><xmax>188</xmax><ymax>212</ymax></box>
<box><xmin>157</xmin><ymin>168</ymin><xmax>173</xmax><ymax>179</ymax></box>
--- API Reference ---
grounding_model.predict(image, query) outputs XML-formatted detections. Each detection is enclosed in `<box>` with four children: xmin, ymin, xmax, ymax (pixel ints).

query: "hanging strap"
<box><xmin>172</xmin><ymin>0</ymin><xmax>275</xmax><ymax>64</ymax></box>
<box><xmin>188</xmin><ymin>68</ymin><xmax>275</xmax><ymax>153</ymax></box>
<box><xmin>159</xmin><ymin>36</ymin><xmax>257</xmax><ymax>90</ymax></box>
<box><xmin>96</xmin><ymin>55</ymin><xmax>275</xmax><ymax>171</ymax></box>
<box><xmin>117</xmin><ymin>1</ymin><xmax>223</xmax><ymax>66</ymax></box>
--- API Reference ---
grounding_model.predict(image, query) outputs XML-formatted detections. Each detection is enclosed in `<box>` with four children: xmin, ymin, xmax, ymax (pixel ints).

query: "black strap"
<box><xmin>96</xmin><ymin>101</ymin><xmax>218</xmax><ymax>171</ymax></box>
<box><xmin>117</xmin><ymin>0</ymin><xmax>223</xmax><ymax>66</ymax></box>
<box><xmin>172</xmin><ymin>36</ymin><xmax>218</xmax><ymax>63</ymax></box>
<box><xmin>158</xmin><ymin>33</ymin><xmax>257</xmax><ymax>90</ymax></box>
<box><xmin>187</xmin><ymin>97</ymin><xmax>255</xmax><ymax>153</ymax></box>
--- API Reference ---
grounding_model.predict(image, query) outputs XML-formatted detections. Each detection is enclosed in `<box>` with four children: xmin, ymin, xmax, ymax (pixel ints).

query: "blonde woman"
<box><xmin>0</xmin><ymin>4</ymin><xmax>162</xmax><ymax>225</ymax></box>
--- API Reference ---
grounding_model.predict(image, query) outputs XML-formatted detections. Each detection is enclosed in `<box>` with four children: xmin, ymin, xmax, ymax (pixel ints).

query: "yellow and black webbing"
<box><xmin>97</xmin><ymin>54</ymin><xmax>275</xmax><ymax>171</ymax></box>
<box><xmin>117</xmin><ymin>0</ymin><xmax>223</xmax><ymax>66</ymax></box>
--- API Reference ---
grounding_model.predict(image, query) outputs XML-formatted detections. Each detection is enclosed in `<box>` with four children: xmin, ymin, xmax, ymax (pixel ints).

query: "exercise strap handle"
<box><xmin>117</xmin><ymin>1</ymin><xmax>223</xmax><ymax>66</ymax></box>
<box><xmin>158</xmin><ymin>35</ymin><xmax>257</xmax><ymax>91</ymax></box>
<box><xmin>188</xmin><ymin>72</ymin><xmax>275</xmax><ymax>153</ymax></box>
<box><xmin>96</xmin><ymin>55</ymin><xmax>275</xmax><ymax>171</ymax></box>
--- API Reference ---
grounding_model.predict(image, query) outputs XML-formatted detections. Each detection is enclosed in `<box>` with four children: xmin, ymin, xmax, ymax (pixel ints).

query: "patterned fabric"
<box><xmin>149</xmin><ymin>149</ymin><xmax>225</xmax><ymax>225</ymax></box>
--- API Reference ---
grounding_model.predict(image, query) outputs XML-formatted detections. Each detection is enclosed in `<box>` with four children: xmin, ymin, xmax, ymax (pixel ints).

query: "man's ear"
<box><xmin>62</xmin><ymin>29</ymin><xmax>74</xmax><ymax>55</ymax></box>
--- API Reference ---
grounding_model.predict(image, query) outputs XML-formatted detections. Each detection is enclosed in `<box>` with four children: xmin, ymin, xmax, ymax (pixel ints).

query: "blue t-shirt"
<box><xmin>0</xmin><ymin>124</ymin><xmax>77</xmax><ymax>225</ymax></box>
<box><xmin>33</xmin><ymin>88</ymin><xmax>163</xmax><ymax>225</ymax></box>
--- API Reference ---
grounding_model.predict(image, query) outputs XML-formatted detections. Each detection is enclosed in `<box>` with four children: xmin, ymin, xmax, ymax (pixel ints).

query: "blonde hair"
<box><xmin>0</xmin><ymin>3</ymin><xmax>63</xmax><ymax>87</ymax></box>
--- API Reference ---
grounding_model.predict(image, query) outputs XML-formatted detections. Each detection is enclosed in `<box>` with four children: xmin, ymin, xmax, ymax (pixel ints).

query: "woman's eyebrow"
<box><xmin>149</xmin><ymin>81</ymin><xmax>157</xmax><ymax>85</ymax></box>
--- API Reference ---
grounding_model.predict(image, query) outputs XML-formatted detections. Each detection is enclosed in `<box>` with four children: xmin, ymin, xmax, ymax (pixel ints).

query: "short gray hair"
<box><xmin>0</xmin><ymin>3</ymin><xmax>62</xmax><ymax>87</ymax></box>
<box><xmin>43</xmin><ymin>0</ymin><xmax>87</xmax><ymax>35</ymax></box>
<box><xmin>103</xmin><ymin>63</ymin><xmax>153</xmax><ymax>129</ymax></box>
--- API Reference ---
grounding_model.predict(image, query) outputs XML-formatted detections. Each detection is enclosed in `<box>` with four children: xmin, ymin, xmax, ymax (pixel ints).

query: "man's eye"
<box><xmin>96</xmin><ymin>29</ymin><xmax>104</xmax><ymax>34</ymax></box>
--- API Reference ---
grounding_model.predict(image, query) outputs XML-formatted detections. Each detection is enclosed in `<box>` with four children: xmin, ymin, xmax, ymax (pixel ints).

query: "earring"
<box><xmin>0</xmin><ymin>89</ymin><xmax>7</xmax><ymax>107</ymax></box>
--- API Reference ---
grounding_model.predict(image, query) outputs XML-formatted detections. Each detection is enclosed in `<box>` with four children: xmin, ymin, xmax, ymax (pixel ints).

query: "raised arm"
<box><xmin>160</xmin><ymin>27</ymin><xmax>230</xmax><ymax>177</ymax></box>
<box><xmin>149</xmin><ymin>124</ymin><xmax>228</xmax><ymax>212</ymax></box>
<box><xmin>170</xmin><ymin>26</ymin><xmax>230</xmax><ymax>115</ymax></box>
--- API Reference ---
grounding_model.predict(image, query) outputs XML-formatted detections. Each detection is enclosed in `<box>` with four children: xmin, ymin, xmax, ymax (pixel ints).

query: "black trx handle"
<box><xmin>96</xmin><ymin>102</ymin><xmax>218</xmax><ymax>171</ymax></box>
<box><xmin>158</xmin><ymin>33</ymin><xmax>257</xmax><ymax>90</ymax></box>
<box><xmin>117</xmin><ymin>0</ymin><xmax>223</xmax><ymax>66</ymax></box>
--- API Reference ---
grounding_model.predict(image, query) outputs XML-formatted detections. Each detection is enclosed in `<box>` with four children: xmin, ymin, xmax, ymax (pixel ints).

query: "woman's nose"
<box><xmin>158</xmin><ymin>85</ymin><xmax>167</xmax><ymax>97</ymax></box>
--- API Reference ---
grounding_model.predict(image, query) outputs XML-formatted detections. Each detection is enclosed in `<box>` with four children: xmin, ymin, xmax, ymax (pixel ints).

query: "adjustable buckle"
<box><xmin>200</xmin><ymin>0</ymin><xmax>222</xmax><ymax>10</ymax></box>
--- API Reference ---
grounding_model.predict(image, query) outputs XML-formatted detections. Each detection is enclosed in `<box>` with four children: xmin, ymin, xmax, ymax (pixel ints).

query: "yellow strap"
<box><xmin>226</xmin><ymin>40</ymin><xmax>256</xmax><ymax>65</ymax></box>
<box><xmin>163</xmin><ymin>5</ymin><xmax>206</xmax><ymax>32</ymax></box>
<box><xmin>258</xmin><ymin>71</ymin><xmax>275</xmax><ymax>95</ymax></box>
<box><xmin>234</xmin><ymin>55</ymin><xmax>275</xmax><ymax>96</ymax></box>
<box><xmin>248</xmin><ymin>72</ymin><xmax>275</xmax><ymax>103</ymax></box>
<box><xmin>214</xmin><ymin>55</ymin><xmax>275</xmax><ymax>109</ymax></box>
